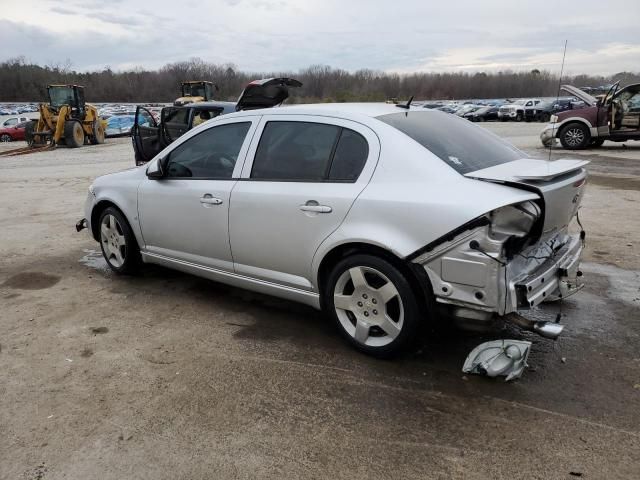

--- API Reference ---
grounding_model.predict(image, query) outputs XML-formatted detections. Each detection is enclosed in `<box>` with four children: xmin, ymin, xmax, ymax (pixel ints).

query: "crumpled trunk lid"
<box><xmin>465</xmin><ymin>158</ymin><xmax>589</xmax><ymax>236</ymax></box>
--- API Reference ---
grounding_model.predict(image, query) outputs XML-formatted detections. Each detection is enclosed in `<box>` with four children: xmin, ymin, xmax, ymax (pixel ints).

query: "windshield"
<box><xmin>376</xmin><ymin>111</ymin><xmax>524</xmax><ymax>175</ymax></box>
<box><xmin>183</xmin><ymin>84</ymin><xmax>206</xmax><ymax>98</ymax></box>
<box><xmin>514</xmin><ymin>99</ymin><xmax>527</xmax><ymax>105</ymax></box>
<box><xmin>49</xmin><ymin>87</ymin><xmax>75</xmax><ymax>108</ymax></box>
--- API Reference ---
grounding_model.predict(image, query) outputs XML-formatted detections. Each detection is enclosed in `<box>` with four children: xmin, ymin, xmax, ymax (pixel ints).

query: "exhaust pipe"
<box><xmin>505</xmin><ymin>313</ymin><xmax>564</xmax><ymax>340</ymax></box>
<box><xmin>532</xmin><ymin>321</ymin><xmax>564</xmax><ymax>339</ymax></box>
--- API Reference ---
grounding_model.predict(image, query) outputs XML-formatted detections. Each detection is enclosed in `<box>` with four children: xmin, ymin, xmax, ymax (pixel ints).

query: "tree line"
<box><xmin>1</xmin><ymin>56</ymin><xmax>638</xmax><ymax>103</ymax></box>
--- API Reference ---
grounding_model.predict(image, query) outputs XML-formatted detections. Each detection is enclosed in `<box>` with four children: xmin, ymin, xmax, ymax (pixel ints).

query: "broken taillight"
<box><xmin>573</xmin><ymin>178</ymin><xmax>586</xmax><ymax>188</ymax></box>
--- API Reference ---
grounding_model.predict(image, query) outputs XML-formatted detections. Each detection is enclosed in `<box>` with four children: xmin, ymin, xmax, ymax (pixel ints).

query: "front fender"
<box><xmin>89</xmin><ymin>170</ymin><xmax>145</xmax><ymax>247</ymax></box>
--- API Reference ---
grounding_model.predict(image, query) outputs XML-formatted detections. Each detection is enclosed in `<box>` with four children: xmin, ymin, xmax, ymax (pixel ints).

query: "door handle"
<box><xmin>200</xmin><ymin>194</ymin><xmax>223</xmax><ymax>205</ymax></box>
<box><xmin>299</xmin><ymin>201</ymin><xmax>332</xmax><ymax>213</ymax></box>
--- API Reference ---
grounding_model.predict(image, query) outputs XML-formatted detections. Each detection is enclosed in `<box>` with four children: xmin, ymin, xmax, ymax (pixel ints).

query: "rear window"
<box><xmin>376</xmin><ymin>111</ymin><xmax>523</xmax><ymax>174</ymax></box>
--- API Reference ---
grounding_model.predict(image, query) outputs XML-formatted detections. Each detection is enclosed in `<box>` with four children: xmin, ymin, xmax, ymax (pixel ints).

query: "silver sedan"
<box><xmin>79</xmin><ymin>103</ymin><xmax>587</xmax><ymax>357</ymax></box>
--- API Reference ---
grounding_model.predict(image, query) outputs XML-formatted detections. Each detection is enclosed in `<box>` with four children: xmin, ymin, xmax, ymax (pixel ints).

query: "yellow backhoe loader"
<box><xmin>24</xmin><ymin>84</ymin><xmax>106</xmax><ymax>149</ymax></box>
<box><xmin>174</xmin><ymin>81</ymin><xmax>217</xmax><ymax>106</ymax></box>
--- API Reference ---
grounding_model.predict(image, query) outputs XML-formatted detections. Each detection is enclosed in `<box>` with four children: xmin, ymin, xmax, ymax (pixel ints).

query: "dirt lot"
<box><xmin>1</xmin><ymin>122</ymin><xmax>639</xmax><ymax>479</ymax></box>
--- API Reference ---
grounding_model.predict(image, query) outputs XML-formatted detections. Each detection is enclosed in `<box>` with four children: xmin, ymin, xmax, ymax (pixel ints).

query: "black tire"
<box><xmin>64</xmin><ymin>120</ymin><xmax>85</xmax><ymax>148</ymax></box>
<box><xmin>540</xmin><ymin>113</ymin><xmax>551</xmax><ymax>123</ymax></box>
<box><xmin>590</xmin><ymin>138</ymin><xmax>605</xmax><ymax>147</ymax></box>
<box><xmin>90</xmin><ymin>120</ymin><xmax>105</xmax><ymax>145</ymax></box>
<box><xmin>0</xmin><ymin>133</ymin><xmax>12</xmax><ymax>142</ymax></box>
<box><xmin>515</xmin><ymin>112</ymin><xmax>523</xmax><ymax>122</ymax></box>
<box><xmin>323</xmin><ymin>254</ymin><xmax>422</xmax><ymax>358</ymax></box>
<box><xmin>559</xmin><ymin>122</ymin><xmax>591</xmax><ymax>150</ymax></box>
<box><xmin>25</xmin><ymin>121</ymin><xmax>36</xmax><ymax>146</ymax></box>
<box><xmin>98</xmin><ymin>207</ymin><xmax>141</xmax><ymax>274</ymax></box>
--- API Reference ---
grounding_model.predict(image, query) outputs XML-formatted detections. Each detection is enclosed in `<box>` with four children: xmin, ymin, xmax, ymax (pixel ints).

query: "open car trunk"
<box><xmin>235</xmin><ymin>78</ymin><xmax>302</xmax><ymax>111</ymax></box>
<box><xmin>465</xmin><ymin>158</ymin><xmax>589</xmax><ymax>237</ymax></box>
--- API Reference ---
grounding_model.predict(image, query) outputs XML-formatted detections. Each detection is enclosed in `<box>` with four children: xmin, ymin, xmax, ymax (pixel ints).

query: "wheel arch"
<box><xmin>554</xmin><ymin>117</ymin><xmax>593</xmax><ymax>137</ymax></box>
<box><xmin>315</xmin><ymin>241</ymin><xmax>433</xmax><ymax>315</ymax></box>
<box><xmin>90</xmin><ymin>199</ymin><xmax>135</xmax><ymax>243</ymax></box>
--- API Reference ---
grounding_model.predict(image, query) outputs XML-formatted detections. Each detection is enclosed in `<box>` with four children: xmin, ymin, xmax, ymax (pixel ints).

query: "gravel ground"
<box><xmin>1</xmin><ymin>122</ymin><xmax>639</xmax><ymax>480</ymax></box>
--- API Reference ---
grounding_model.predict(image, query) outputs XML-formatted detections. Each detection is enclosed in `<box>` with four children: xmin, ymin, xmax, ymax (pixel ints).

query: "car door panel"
<box><xmin>138</xmin><ymin>118</ymin><xmax>258</xmax><ymax>271</ymax></box>
<box><xmin>139</xmin><ymin>179</ymin><xmax>236</xmax><ymax>270</ymax></box>
<box><xmin>230</xmin><ymin>115</ymin><xmax>380</xmax><ymax>290</ymax></box>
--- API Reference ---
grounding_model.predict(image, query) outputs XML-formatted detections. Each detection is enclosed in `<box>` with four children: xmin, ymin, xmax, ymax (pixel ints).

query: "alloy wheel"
<box><xmin>564</xmin><ymin>128</ymin><xmax>585</xmax><ymax>147</ymax></box>
<box><xmin>333</xmin><ymin>266</ymin><xmax>404</xmax><ymax>347</ymax></box>
<box><xmin>100</xmin><ymin>214</ymin><xmax>127</xmax><ymax>268</ymax></box>
<box><xmin>0</xmin><ymin>134</ymin><xmax>11</xmax><ymax>142</ymax></box>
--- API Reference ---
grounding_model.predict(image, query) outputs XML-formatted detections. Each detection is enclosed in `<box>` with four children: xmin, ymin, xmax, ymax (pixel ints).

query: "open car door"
<box><xmin>235</xmin><ymin>78</ymin><xmax>302</xmax><ymax>111</ymax></box>
<box><xmin>132</xmin><ymin>106</ymin><xmax>161</xmax><ymax>166</ymax></box>
<box><xmin>161</xmin><ymin>106</ymin><xmax>191</xmax><ymax>143</ymax></box>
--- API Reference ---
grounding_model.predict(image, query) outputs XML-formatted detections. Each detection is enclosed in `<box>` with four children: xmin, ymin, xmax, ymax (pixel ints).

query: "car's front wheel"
<box><xmin>0</xmin><ymin>133</ymin><xmax>12</xmax><ymax>142</ymax></box>
<box><xmin>324</xmin><ymin>254</ymin><xmax>422</xmax><ymax>357</ymax></box>
<box><xmin>559</xmin><ymin>122</ymin><xmax>590</xmax><ymax>149</ymax></box>
<box><xmin>98</xmin><ymin>207</ymin><xmax>140</xmax><ymax>274</ymax></box>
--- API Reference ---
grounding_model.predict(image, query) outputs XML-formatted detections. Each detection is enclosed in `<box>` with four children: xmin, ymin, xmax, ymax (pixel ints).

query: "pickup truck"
<box><xmin>498</xmin><ymin>98</ymin><xmax>542</xmax><ymax>121</ymax></box>
<box><xmin>540</xmin><ymin>83</ymin><xmax>640</xmax><ymax>149</ymax></box>
<box><xmin>524</xmin><ymin>98</ymin><xmax>585</xmax><ymax>122</ymax></box>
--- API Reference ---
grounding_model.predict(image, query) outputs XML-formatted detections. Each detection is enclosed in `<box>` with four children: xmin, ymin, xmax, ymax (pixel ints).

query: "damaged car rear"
<box><xmin>373</xmin><ymin>109</ymin><xmax>586</xmax><ymax>349</ymax></box>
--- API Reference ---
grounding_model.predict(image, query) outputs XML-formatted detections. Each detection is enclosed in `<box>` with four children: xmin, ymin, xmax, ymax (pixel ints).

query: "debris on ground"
<box><xmin>462</xmin><ymin>340</ymin><xmax>532</xmax><ymax>382</ymax></box>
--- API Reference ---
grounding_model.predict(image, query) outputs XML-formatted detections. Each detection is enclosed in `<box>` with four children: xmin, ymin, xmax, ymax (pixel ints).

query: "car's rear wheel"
<box><xmin>98</xmin><ymin>207</ymin><xmax>140</xmax><ymax>274</ymax></box>
<box><xmin>559</xmin><ymin>122</ymin><xmax>590</xmax><ymax>149</ymax></box>
<box><xmin>0</xmin><ymin>133</ymin><xmax>12</xmax><ymax>142</ymax></box>
<box><xmin>515</xmin><ymin>112</ymin><xmax>523</xmax><ymax>122</ymax></box>
<box><xmin>324</xmin><ymin>254</ymin><xmax>421</xmax><ymax>357</ymax></box>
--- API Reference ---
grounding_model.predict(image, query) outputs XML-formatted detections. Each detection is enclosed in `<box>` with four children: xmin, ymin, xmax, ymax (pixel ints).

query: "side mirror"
<box><xmin>146</xmin><ymin>157</ymin><xmax>166</xmax><ymax>179</ymax></box>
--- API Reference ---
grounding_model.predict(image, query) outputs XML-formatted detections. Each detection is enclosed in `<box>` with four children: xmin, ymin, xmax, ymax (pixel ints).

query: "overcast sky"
<box><xmin>1</xmin><ymin>0</ymin><xmax>639</xmax><ymax>75</ymax></box>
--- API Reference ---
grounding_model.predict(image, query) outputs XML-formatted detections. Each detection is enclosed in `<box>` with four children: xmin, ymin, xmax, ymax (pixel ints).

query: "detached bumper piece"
<box><xmin>463</xmin><ymin>339</ymin><xmax>532</xmax><ymax>382</ymax></box>
<box><xmin>76</xmin><ymin>218</ymin><xmax>87</xmax><ymax>232</ymax></box>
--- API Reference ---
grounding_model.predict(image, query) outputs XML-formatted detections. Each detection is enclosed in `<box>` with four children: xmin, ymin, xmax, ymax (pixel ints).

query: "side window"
<box><xmin>251</xmin><ymin>121</ymin><xmax>340</xmax><ymax>180</ymax></box>
<box><xmin>5</xmin><ymin>118</ymin><xmax>17</xmax><ymax>126</ymax></box>
<box><xmin>163</xmin><ymin>108</ymin><xmax>188</xmax><ymax>125</ymax></box>
<box><xmin>166</xmin><ymin>122</ymin><xmax>250</xmax><ymax>179</ymax></box>
<box><xmin>328</xmin><ymin>129</ymin><xmax>369</xmax><ymax>181</ymax></box>
<box><xmin>191</xmin><ymin>108</ymin><xmax>223</xmax><ymax>127</ymax></box>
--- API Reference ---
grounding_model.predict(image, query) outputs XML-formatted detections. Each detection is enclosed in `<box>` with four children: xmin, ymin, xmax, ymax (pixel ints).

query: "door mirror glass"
<box><xmin>146</xmin><ymin>157</ymin><xmax>165</xmax><ymax>178</ymax></box>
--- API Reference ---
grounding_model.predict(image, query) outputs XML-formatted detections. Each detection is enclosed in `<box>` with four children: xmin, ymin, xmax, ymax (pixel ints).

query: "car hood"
<box><xmin>235</xmin><ymin>78</ymin><xmax>302</xmax><ymax>111</ymax></box>
<box><xmin>466</xmin><ymin>158</ymin><xmax>589</xmax><ymax>236</ymax></box>
<box><xmin>561</xmin><ymin>85</ymin><xmax>597</xmax><ymax>107</ymax></box>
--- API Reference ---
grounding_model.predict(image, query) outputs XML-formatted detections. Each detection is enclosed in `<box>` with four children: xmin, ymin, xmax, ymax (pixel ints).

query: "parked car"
<box><xmin>455</xmin><ymin>104</ymin><xmax>481</xmax><ymax>117</ymax></box>
<box><xmin>0</xmin><ymin>116</ymin><xmax>30</xmax><ymax>128</ymax></box>
<box><xmin>498</xmin><ymin>99</ymin><xmax>542</xmax><ymax>121</ymax></box>
<box><xmin>132</xmin><ymin>77</ymin><xmax>302</xmax><ymax>165</ymax></box>
<box><xmin>464</xmin><ymin>106</ymin><xmax>499</xmax><ymax>122</ymax></box>
<box><xmin>0</xmin><ymin>120</ymin><xmax>30</xmax><ymax>142</ymax></box>
<box><xmin>434</xmin><ymin>105</ymin><xmax>457</xmax><ymax>114</ymax></box>
<box><xmin>105</xmin><ymin>115</ymin><xmax>136</xmax><ymax>137</ymax></box>
<box><xmin>541</xmin><ymin>82</ymin><xmax>640</xmax><ymax>149</ymax></box>
<box><xmin>524</xmin><ymin>98</ymin><xmax>585</xmax><ymax>122</ymax></box>
<box><xmin>79</xmin><ymin>104</ymin><xmax>586</xmax><ymax>357</ymax></box>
